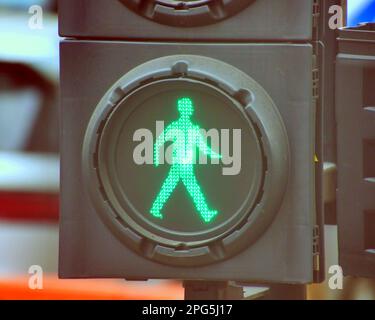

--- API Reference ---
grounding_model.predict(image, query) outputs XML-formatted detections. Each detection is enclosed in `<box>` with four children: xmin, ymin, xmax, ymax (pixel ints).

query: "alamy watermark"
<box><xmin>28</xmin><ymin>265</ymin><xmax>43</xmax><ymax>290</ymax></box>
<box><xmin>28</xmin><ymin>5</ymin><xmax>44</xmax><ymax>30</ymax></box>
<box><xmin>133</xmin><ymin>121</ymin><xmax>242</xmax><ymax>176</ymax></box>
<box><xmin>328</xmin><ymin>264</ymin><xmax>344</xmax><ymax>290</ymax></box>
<box><xmin>328</xmin><ymin>5</ymin><xmax>345</xmax><ymax>30</ymax></box>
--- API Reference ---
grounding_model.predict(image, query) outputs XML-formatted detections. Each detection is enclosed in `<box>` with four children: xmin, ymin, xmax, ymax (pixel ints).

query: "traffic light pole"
<box><xmin>183</xmin><ymin>281</ymin><xmax>245</xmax><ymax>300</ymax></box>
<box><xmin>183</xmin><ymin>281</ymin><xmax>306</xmax><ymax>300</ymax></box>
<box><xmin>265</xmin><ymin>284</ymin><xmax>307</xmax><ymax>300</ymax></box>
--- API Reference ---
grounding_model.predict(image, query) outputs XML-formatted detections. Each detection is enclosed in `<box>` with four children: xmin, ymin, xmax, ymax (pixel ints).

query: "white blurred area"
<box><xmin>0</xmin><ymin>221</ymin><xmax>58</xmax><ymax>276</ymax></box>
<box><xmin>0</xmin><ymin>0</ymin><xmax>60</xmax><ymax>280</ymax></box>
<box><xmin>0</xmin><ymin>152</ymin><xmax>59</xmax><ymax>193</ymax></box>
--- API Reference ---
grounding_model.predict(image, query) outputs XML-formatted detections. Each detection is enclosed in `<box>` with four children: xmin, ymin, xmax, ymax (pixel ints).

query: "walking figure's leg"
<box><xmin>181</xmin><ymin>165</ymin><xmax>218</xmax><ymax>223</ymax></box>
<box><xmin>150</xmin><ymin>165</ymin><xmax>180</xmax><ymax>219</ymax></box>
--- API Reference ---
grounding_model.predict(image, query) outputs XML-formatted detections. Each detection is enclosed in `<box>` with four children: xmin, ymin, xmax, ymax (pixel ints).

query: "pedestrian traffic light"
<box><xmin>58</xmin><ymin>1</ymin><xmax>339</xmax><ymax>283</ymax></box>
<box><xmin>78</xmin><ymin>55</ymin><xmax>289</xmax><ymax>267</ymax></box>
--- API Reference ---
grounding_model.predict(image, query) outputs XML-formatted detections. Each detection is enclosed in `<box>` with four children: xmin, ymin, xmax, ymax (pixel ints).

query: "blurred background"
<box><xmin>0</xmin><ymin>0</ymin><xmax>374</xmax><ymax>299</ymax></box>
<box><xmin>347</xmin><ymin>0</ymin><xmax>375</xmax><ymax>26</ymax></box>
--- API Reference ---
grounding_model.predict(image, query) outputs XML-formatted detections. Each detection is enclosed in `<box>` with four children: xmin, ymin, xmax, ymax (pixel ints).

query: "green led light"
<box><xmin>150</xmin><ymin>97</ymin><xmax>222</xmax><ymax>223</ymax></box>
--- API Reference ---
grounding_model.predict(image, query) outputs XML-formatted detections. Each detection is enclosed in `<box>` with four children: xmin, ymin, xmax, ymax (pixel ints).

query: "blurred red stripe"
<box><xmin>0</xmin><ymin>276</ymin><xmax>183</xmax><ymax>300</ymax></box>
<box><xmin>0</xmin><ymin>192</ymin><xmax>59</xmax><ymax>221</ymax></box>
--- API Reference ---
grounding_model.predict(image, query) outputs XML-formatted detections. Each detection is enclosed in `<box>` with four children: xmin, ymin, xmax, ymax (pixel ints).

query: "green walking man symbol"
<box><xmin>150</xmin><ymin>97</ymin><xmax>222</xmax><ymax>223</ymax></box>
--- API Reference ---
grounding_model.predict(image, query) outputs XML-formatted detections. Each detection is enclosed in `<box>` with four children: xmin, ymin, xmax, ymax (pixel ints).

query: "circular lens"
<box><xmin>98</xmin><ymin>79</ymin><xmax>263</xmax><ymax>244</ymax></box>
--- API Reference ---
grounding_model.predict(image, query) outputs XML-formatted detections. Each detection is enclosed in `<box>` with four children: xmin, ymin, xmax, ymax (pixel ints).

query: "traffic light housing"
<box><xmin>59</xmin><ymin>41</ymin><xmax>321</xmax><ymax>283</ymax></box>
<box><xmin>57</xmin><ymin>0</ymin><xmax>344</xmax><ymax>284</ymax></box>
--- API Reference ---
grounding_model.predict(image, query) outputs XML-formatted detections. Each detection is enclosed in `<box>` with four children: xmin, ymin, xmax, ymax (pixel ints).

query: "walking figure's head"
<box><xmin>177</xmin><ymin>97</ymin><xmax>194</xmax><ymax>118</ymax></box>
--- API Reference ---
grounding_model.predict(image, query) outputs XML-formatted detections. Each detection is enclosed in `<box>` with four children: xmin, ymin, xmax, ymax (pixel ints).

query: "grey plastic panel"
<box><xmin>58</xmin><ymin>0</ymin><xmax>314</xmax><ymax>40</ymax></box>
<box><xmin>336</xmin><ymin>24</ymin><xmax>375</xmax><ymax>278</ymax></box>
<box><xmin>319</xmin><ymin>0</ymin><xmax>344</xmax><ymax>163</ymax></box>
<box><xmin>59</xmin><ymin>41</ymin><xmax>318</xmax><ymax>283</ymax></box>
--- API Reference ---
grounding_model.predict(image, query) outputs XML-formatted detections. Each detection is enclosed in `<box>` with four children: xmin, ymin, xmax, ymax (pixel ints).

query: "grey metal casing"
<box><xmin>58</xmin><ymin>0</ymin><xmax>315</xmax><ymax>41</ymax></box>
<box><xmin>59</xmin><ymin>41</ymin><xmax>319</xmax><ymax>283</ymax></box>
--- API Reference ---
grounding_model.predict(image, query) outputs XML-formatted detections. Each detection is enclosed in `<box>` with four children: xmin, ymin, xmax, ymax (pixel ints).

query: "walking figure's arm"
<box><xmin>197</xmin><ymin>131</ymin><xmax>222</xmax><ymax>159</ymax></box>
<box><xmin>154</xmin><ymin>125</ymin><xmax>174</xmax><ymax>167</ymax></box>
